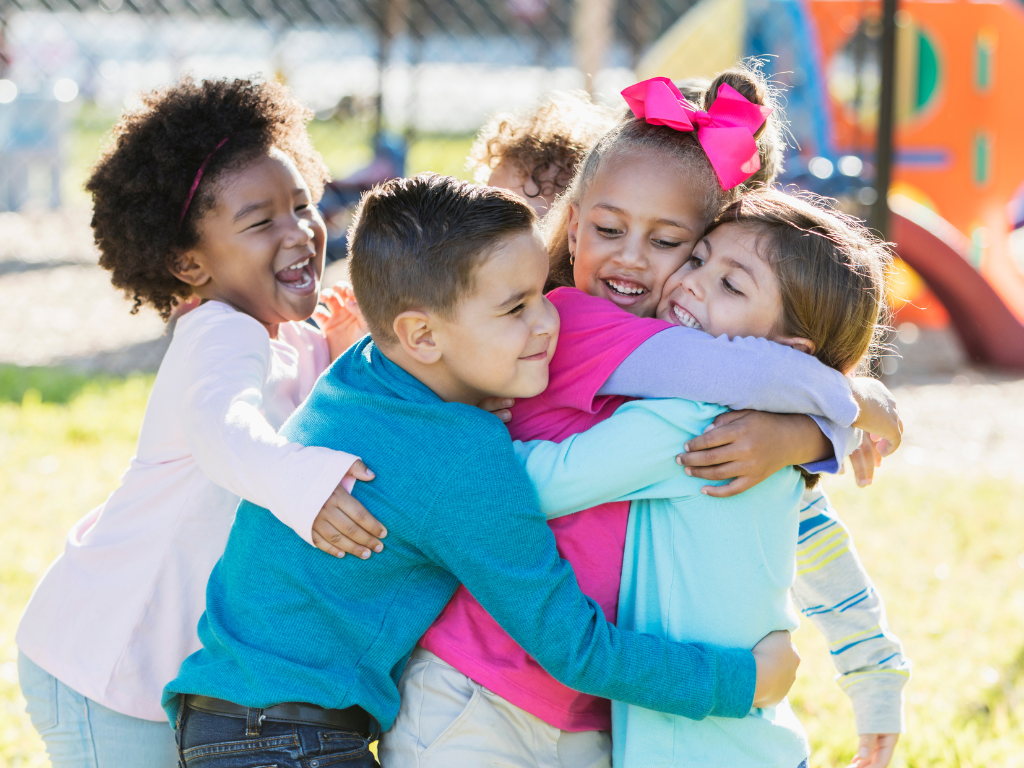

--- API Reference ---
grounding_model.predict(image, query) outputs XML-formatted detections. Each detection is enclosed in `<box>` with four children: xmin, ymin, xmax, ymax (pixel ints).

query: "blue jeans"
<box><xmin>175</xmin><ymin>700</ymin><xmax>380</xmax><ymax>768</ymax></box>
<box><xmin>18</xmin><ymin>651</ymin><xmax>178</xmax><ymax>768</ymax></box>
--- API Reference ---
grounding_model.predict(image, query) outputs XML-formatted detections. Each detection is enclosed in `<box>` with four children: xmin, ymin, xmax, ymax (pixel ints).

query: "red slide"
<box><xmin>890</xmin><ymin>208</ymin><xmax>1024</xmax><ymax>369</ymax></box>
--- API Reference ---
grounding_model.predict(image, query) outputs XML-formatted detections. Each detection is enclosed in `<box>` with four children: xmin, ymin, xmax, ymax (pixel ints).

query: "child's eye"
<box><xmin>508</xmin><ymin>303</ymin><xmax>526</xmax><ymax>316</ymax></box>
<box><xmin>246</xmin><ymin>219</ymin><xmax>272</xmax><ymax>230</ymax></box>
<box><xmin>595</xmin><ymin>225</ymin><xmax>621</xmax><ymax>236</ymax></box>
<box><xmin>653</xmin><ymin>239</ymin><xmax>683</xmax><ymax>249</ymax></box>
<box><xmin>687</xmin><ymin>255</ymin><xmax>705</xmax><ymax>268</ymax></box>
<box><xmin>295</xmin><ymin>203</ymin><xmax>310</xmax><ymax>212</ymax></box>
<box><xmin>723</xmin><ymin>278</ymin><xmax>743</xmax><ymax>296</ymax></box>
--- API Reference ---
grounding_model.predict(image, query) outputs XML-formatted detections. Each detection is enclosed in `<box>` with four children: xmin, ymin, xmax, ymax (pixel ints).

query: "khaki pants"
<box><xmin>379</xmin><ymin>648</ymin><xmax>611</xmax><ymax>768</ymax></box>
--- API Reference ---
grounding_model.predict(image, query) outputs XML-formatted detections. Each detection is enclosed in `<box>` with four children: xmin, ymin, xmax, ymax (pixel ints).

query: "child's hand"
<box><xmin>848</xmin><ymin>733</ymin><xmax>899</xmax><ymax>768</ymax></box>
<box><xmin>479</xmin><ymin>397</ymin><xmax>514</xmax><ymax>424</ymax></box>
<box><xmin>311</xmin><ymin>460</ymin><xmax>387</xmax><ymax>559</ymax></box>
<box><xmin>850</xmin><ymin>377</ymin><xmax>903</xmax><ymax>458</ymax></box>
<box><xmin>676</xmin><ymin>411</ymin><xmax>830</xmax><ymax>497</ymax></box>
<box><xmin>751</xmin><ymin>630</ymin><xmax>800</xmax><ymax>708</ymax></box>
<box><xmin>842</xmin><ymin>431</ymin><xmax>884</xmax><ymax>487</ymax></box>
<box><xmin>313</xmin><ymin>282</ymin><xmax>369</xmax><ymax>362</ymax></box>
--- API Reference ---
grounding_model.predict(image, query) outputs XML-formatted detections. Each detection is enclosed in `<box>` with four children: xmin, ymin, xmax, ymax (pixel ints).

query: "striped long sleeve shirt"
<box><xmin>793</xmin><ymin>487</ymin><xmax>911</xmax><ymax>734</ymax></box>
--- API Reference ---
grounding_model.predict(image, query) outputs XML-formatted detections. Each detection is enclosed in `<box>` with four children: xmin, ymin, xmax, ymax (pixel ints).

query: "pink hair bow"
<box><xmin>621</xmin><ymin>77</ymin><xmax>773</xmax><ymax>190</ymax></box>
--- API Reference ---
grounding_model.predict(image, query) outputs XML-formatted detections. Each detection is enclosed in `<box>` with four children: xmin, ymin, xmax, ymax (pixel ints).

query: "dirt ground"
<box><xmin>2</xmin><ymin>207</ymin><xmax>1021</xmax><ymax>482</ymax></box>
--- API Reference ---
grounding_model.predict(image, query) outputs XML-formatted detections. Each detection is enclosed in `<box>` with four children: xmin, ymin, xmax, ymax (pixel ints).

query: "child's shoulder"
<box><xmin>287</xmin><ymin>338</ymin><xmax>510</xmax><ymax>455</ymax></box>
<box><xmin>174</xmin><ymin>300</ymin><xmax>269</xmax><ymax>346</ymax></box>
<box><xmin>614</xmin><ymin>398</ymin><xmax>727</xmax><ymax>436</ymax></box>
<box><xmin>547</xmin><ymin>287</ymin><xmax>670</xmax><ymax>336</ymax></box>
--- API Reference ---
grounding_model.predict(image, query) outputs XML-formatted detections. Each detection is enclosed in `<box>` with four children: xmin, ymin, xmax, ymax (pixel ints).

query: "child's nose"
<box><xmin>534</xmin><ymin>300</ymin><xmax>560</xmax><ymax>338</ymax></box>
<box><xmin>680</xmin><ymin>270</ymin><xmax>703</xmax><ymax>298</ymax></box>
<box><xmin>286</xmin><ymin>218</ymin><xmax>314</xmax><ymax>247</ymax></box>
<box><xmin>614</xmin><ymin>235</ymin><xmax>647</xmax><ymax>269</ymax></box>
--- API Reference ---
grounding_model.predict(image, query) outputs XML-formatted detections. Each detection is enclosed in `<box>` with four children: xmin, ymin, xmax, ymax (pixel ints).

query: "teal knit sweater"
<box><xmin>162</xmin><ymin>337</ymin><xmax>756</xmax><ymax>730</ymax></box>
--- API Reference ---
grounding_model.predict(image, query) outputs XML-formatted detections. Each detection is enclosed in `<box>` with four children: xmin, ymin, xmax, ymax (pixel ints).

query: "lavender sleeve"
<box><xmin>597</xmin><ymin>327</ymin><xmax>860</xmax><ymax>474</ymax></box>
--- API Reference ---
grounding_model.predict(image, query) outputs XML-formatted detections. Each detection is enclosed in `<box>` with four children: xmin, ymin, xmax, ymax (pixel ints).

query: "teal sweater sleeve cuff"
<box><xmin>708</xmin><ymin>647</ymin><xmax>757</xmax><ymax>719</ymax></box>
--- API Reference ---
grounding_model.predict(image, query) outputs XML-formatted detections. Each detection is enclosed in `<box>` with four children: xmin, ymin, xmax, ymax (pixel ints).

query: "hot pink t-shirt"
<box><xmin>419</xmin><ymin>287</ymin><xmax>670</xmax><ymax>731</ymax></box>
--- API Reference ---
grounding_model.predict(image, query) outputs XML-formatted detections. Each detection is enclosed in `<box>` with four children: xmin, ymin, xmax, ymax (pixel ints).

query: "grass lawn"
<box><xmin>1</xmin><ymin>370</ymin><xmax>1023</xmax><ymax>767</ymax></box>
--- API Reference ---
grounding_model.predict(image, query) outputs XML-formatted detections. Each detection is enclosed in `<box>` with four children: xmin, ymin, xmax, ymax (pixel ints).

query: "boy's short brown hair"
<box><xmin>348</xmin><ymin>173</ymin><xmax>537</xmax><ymax>345</ymax></box>
<box><xmin>468</xmin><ymin>91</ymin><xmax>618</xmax><ymax>203</ymax></box>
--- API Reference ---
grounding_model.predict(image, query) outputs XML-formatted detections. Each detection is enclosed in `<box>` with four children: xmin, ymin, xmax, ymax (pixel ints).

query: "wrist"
<box><xmin>785</xmin><ymin>415</ymin><xmax>832</xmax><ymax>466</ymax></box>
<box><xmin>710</xmin><ymin>647</ymin><xmax>757</xmax><ymax>719</ymax></box>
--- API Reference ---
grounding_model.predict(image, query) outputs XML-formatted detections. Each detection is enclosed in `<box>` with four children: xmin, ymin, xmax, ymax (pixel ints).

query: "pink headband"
<box><xmin>620</xmin><ymin>77</ymin><xmax>773</xmax><ymax>190</ymax></box>
<box><xmin>178</xmin><ymin>135</ymin><xmax>233</xmax><ymax>226</ymax></box>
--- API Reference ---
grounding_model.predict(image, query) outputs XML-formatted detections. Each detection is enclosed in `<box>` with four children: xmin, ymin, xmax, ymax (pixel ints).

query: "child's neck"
<box><xmin>378</xmin><ymin>343</ymin><xmax>485</xmax><ymax>407</ymax></box>
<box><xmin>198</xmin><ymin>296</ymin><xmax>280</xmax><ymax>339</ymax></box>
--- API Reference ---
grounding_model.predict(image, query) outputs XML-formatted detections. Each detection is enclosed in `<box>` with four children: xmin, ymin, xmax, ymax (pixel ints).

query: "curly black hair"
<box><xmin>86</xmin><ymin>76</ymin><xmax>330</xmax><ymax>320</ymax></box>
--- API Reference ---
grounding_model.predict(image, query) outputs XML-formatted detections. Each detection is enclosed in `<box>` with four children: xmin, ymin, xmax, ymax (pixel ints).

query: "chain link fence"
<box><xmin>0</xmin><ymin>0</ymin><xmax>705</xmax><ymax>212</ymax></box>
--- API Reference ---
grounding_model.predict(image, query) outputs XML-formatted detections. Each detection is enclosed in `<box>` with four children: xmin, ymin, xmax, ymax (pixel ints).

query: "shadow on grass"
<box><xmin>962</xmin><ymin>640</ymin><xmax>1024</xmax><ymax>734</ymax></box>
<box><xmin>0</xmin><ymin>364</ymin><xmax>123</xmax><ymax>404</ymax></box>
<box><xmin>0</xmin><ymin>330</ymin><xmax>172</xmax><ymax>404</ymax></box>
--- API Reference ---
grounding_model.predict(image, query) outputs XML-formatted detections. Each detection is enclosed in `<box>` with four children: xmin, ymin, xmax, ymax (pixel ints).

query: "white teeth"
<box><xmin>294</xmin><ymin>270</ymin><xmax>312</xmax><ymax>289</ymax></box>
<box><xmin>606</xmin><ymin>279</ymin><xmax>646</xmax><ymax>296</ymax></box>
<box><xmin>287</xmin><ymin>258</ymin><xmax>311</xmax><ymax>271</ymax></box>
<box><xmin>672</xmin><ymin>304</ymin><xmax>702</xmax><ymax>330</ymax></box>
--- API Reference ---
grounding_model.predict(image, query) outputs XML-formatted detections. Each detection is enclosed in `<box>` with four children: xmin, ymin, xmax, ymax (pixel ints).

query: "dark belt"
<box><xmin>183</xmin><ymin>694</ymin><xmax>372</xmax><ymax>736</ymax></box>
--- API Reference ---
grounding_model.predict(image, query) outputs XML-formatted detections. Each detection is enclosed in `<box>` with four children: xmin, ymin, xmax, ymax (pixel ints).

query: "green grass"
<box><xmin>1</xmin><ymin>370</ymin><xmax>1023</xmax><ymax>767</ymax></box>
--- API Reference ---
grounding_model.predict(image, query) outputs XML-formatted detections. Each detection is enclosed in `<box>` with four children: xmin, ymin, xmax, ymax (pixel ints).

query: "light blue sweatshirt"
<box><xmin>515</xmin><ymin>397</ymin><xmax>808</xmax><ymax>768</ymax></box>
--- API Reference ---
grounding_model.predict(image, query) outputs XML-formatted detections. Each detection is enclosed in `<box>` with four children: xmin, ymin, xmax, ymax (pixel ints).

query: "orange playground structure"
<box><xmin>640</xmin><ymin>0</ymin><xmax>1024</xmax><ymax>367</ymax></box>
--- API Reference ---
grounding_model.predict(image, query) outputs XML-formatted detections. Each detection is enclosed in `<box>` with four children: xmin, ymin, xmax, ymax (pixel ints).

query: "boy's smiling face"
<box><xmin>429</xmin><ymin>226</ymin><xmax>560</xmax><ymax>404</ymax></box>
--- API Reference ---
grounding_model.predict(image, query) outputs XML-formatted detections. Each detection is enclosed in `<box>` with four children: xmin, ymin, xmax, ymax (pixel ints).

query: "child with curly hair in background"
<box><xmin>469</xmin><ymin>90</ymin><xmax>619</xmax><ymax>217</ymax></box>
<box><xmin>15</xmin><ymin>76</ymin><xmax>389</xmax><ymax>768</ymax></box>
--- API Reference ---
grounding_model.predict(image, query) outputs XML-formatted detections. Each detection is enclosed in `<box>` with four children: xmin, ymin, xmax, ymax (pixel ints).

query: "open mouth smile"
<box><xmin>275</xmin><ymin>256</ymin><xmax>317</xmax><ymax>296</ymax></box>
<box><xmin>601</xmin><ymin>277</ymin><xmax>649</xmax><ymax>305</ymax></box>
<box><xmin>671</xmin><ymin>302</ymin><xmax>703</xmax><ymax>331</ymax></box>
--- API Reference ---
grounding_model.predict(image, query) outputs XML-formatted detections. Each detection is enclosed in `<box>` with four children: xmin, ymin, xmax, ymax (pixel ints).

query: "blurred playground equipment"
<box><xmin>0</xmin><ymin>90</ymin><xmax>70</xmax><ymax>211</ymax></box>
<box><xmin>640</xmin><ymin>0</ymin><xmax>1024</xmax><ymax>368</ymax></box>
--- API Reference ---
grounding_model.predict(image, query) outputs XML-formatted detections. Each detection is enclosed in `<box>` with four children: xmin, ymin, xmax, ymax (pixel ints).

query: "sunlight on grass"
<box><xmin>0</xmin><ymin>375</ymin><xmax>1021</xmax><ymax>767</ymax></box>
<box><xmin>0</xmin><ymin>374</ymin><xmax>152</xmax><ymax>766</ymax></box>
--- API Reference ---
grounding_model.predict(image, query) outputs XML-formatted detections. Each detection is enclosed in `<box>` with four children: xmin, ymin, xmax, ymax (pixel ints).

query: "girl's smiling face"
<box><xmin>174</xmin><ymin>147</ymin><xmax>326</xmax><ymax>336</ymax></box>
<box><xmin>567</xmin><ymin>151</ymin><xmax>706</xmax><ymax>318</ymax></box>
<box><xmin>656</xmin><ymin>221</ymin><xmax>783</xmax><ymax>340</ymax></box>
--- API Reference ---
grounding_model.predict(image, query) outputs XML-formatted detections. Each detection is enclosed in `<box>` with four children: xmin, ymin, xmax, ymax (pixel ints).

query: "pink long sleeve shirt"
<box><xmin>17</xmin><ymin>301</ymin><xmax>358</xmax><ymax>721</ymax></box>
<box><xmin>419</xmin><ymin>287</ymin><xmax>667</xmax><ymax>731</ymax></box>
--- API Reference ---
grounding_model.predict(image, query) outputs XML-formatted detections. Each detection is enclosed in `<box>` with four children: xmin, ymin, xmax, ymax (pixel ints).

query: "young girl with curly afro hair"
<box><xmin>15</xmin><ymin>76</ymin><xmax>389</xmax><ymax>768</ymax></box>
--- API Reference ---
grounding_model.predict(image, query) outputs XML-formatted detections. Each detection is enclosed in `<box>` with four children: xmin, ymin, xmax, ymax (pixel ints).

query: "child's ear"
<box><xmin>774</xmin><ymin>335</ymin><xmax>816</xmax><ymax>356</ymax></box>
<box><xmin>393</xmin><ymin>311</ymin><xmax>442</xmax><ymax>364</ymax></box>
<box><xmin>170</xmin><ymin>250</ymin><xmax>212</xmax><ymax>287</ymax></box>
<box><xmin>567</xmin><ymin>202</ymin><xmax>580</xmax><ymax>259</ymax></box>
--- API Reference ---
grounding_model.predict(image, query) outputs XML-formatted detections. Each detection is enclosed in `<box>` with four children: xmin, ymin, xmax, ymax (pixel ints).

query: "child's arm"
<box><xmin>599</xmin><ymin>326</ymin><xmax>860</xmax><ymax>424</ymax></box>
<box><xmin>513</xmin><ymin>399</ymin><xmax>723</xmax><ymax>519</ymax></box>
<box><xmin>422</xmin><ymin>436</ymin><xmax>799</xmax><ymax>720</ymax></box>
<box><xmin>180</xmin><ymin>313</ymin><xmax>384</xmax><ymax>555</ymax></box>
<box><xmin>791</xmin><ymin>488</ymin><xmax>910</xmax><ymax>764</ymax></box>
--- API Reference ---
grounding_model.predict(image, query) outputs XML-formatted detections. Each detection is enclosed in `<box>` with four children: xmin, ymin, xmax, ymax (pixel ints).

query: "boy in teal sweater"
<box><xmin>163</xmin><ymin>174</ymin><xmax>798</xmax><ymax>768</ymax></box>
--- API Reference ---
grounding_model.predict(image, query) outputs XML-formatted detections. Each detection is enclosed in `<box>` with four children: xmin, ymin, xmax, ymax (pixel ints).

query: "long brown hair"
<box><xmin>543</xmin><ymin>61</ymin><xmax>785</xmax><ymax>292</ymax></box>
<box><xmin>713</xmin><ymin>188</ymin><xmax>892</xmax><ymax>376</ymax></box>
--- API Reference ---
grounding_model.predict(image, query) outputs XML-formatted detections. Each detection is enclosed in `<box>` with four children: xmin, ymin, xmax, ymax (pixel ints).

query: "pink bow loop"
<box><xmin>620</xmin><ymin>77</ymin><xmax>773</xmax><ymax>190</ymax></box>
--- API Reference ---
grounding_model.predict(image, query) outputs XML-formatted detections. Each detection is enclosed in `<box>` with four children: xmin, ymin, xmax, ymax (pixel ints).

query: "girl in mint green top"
<box><xmin>516</xmin><ymin>190</ymin><xmax>892</xmax><ymax>767</ymax></box>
